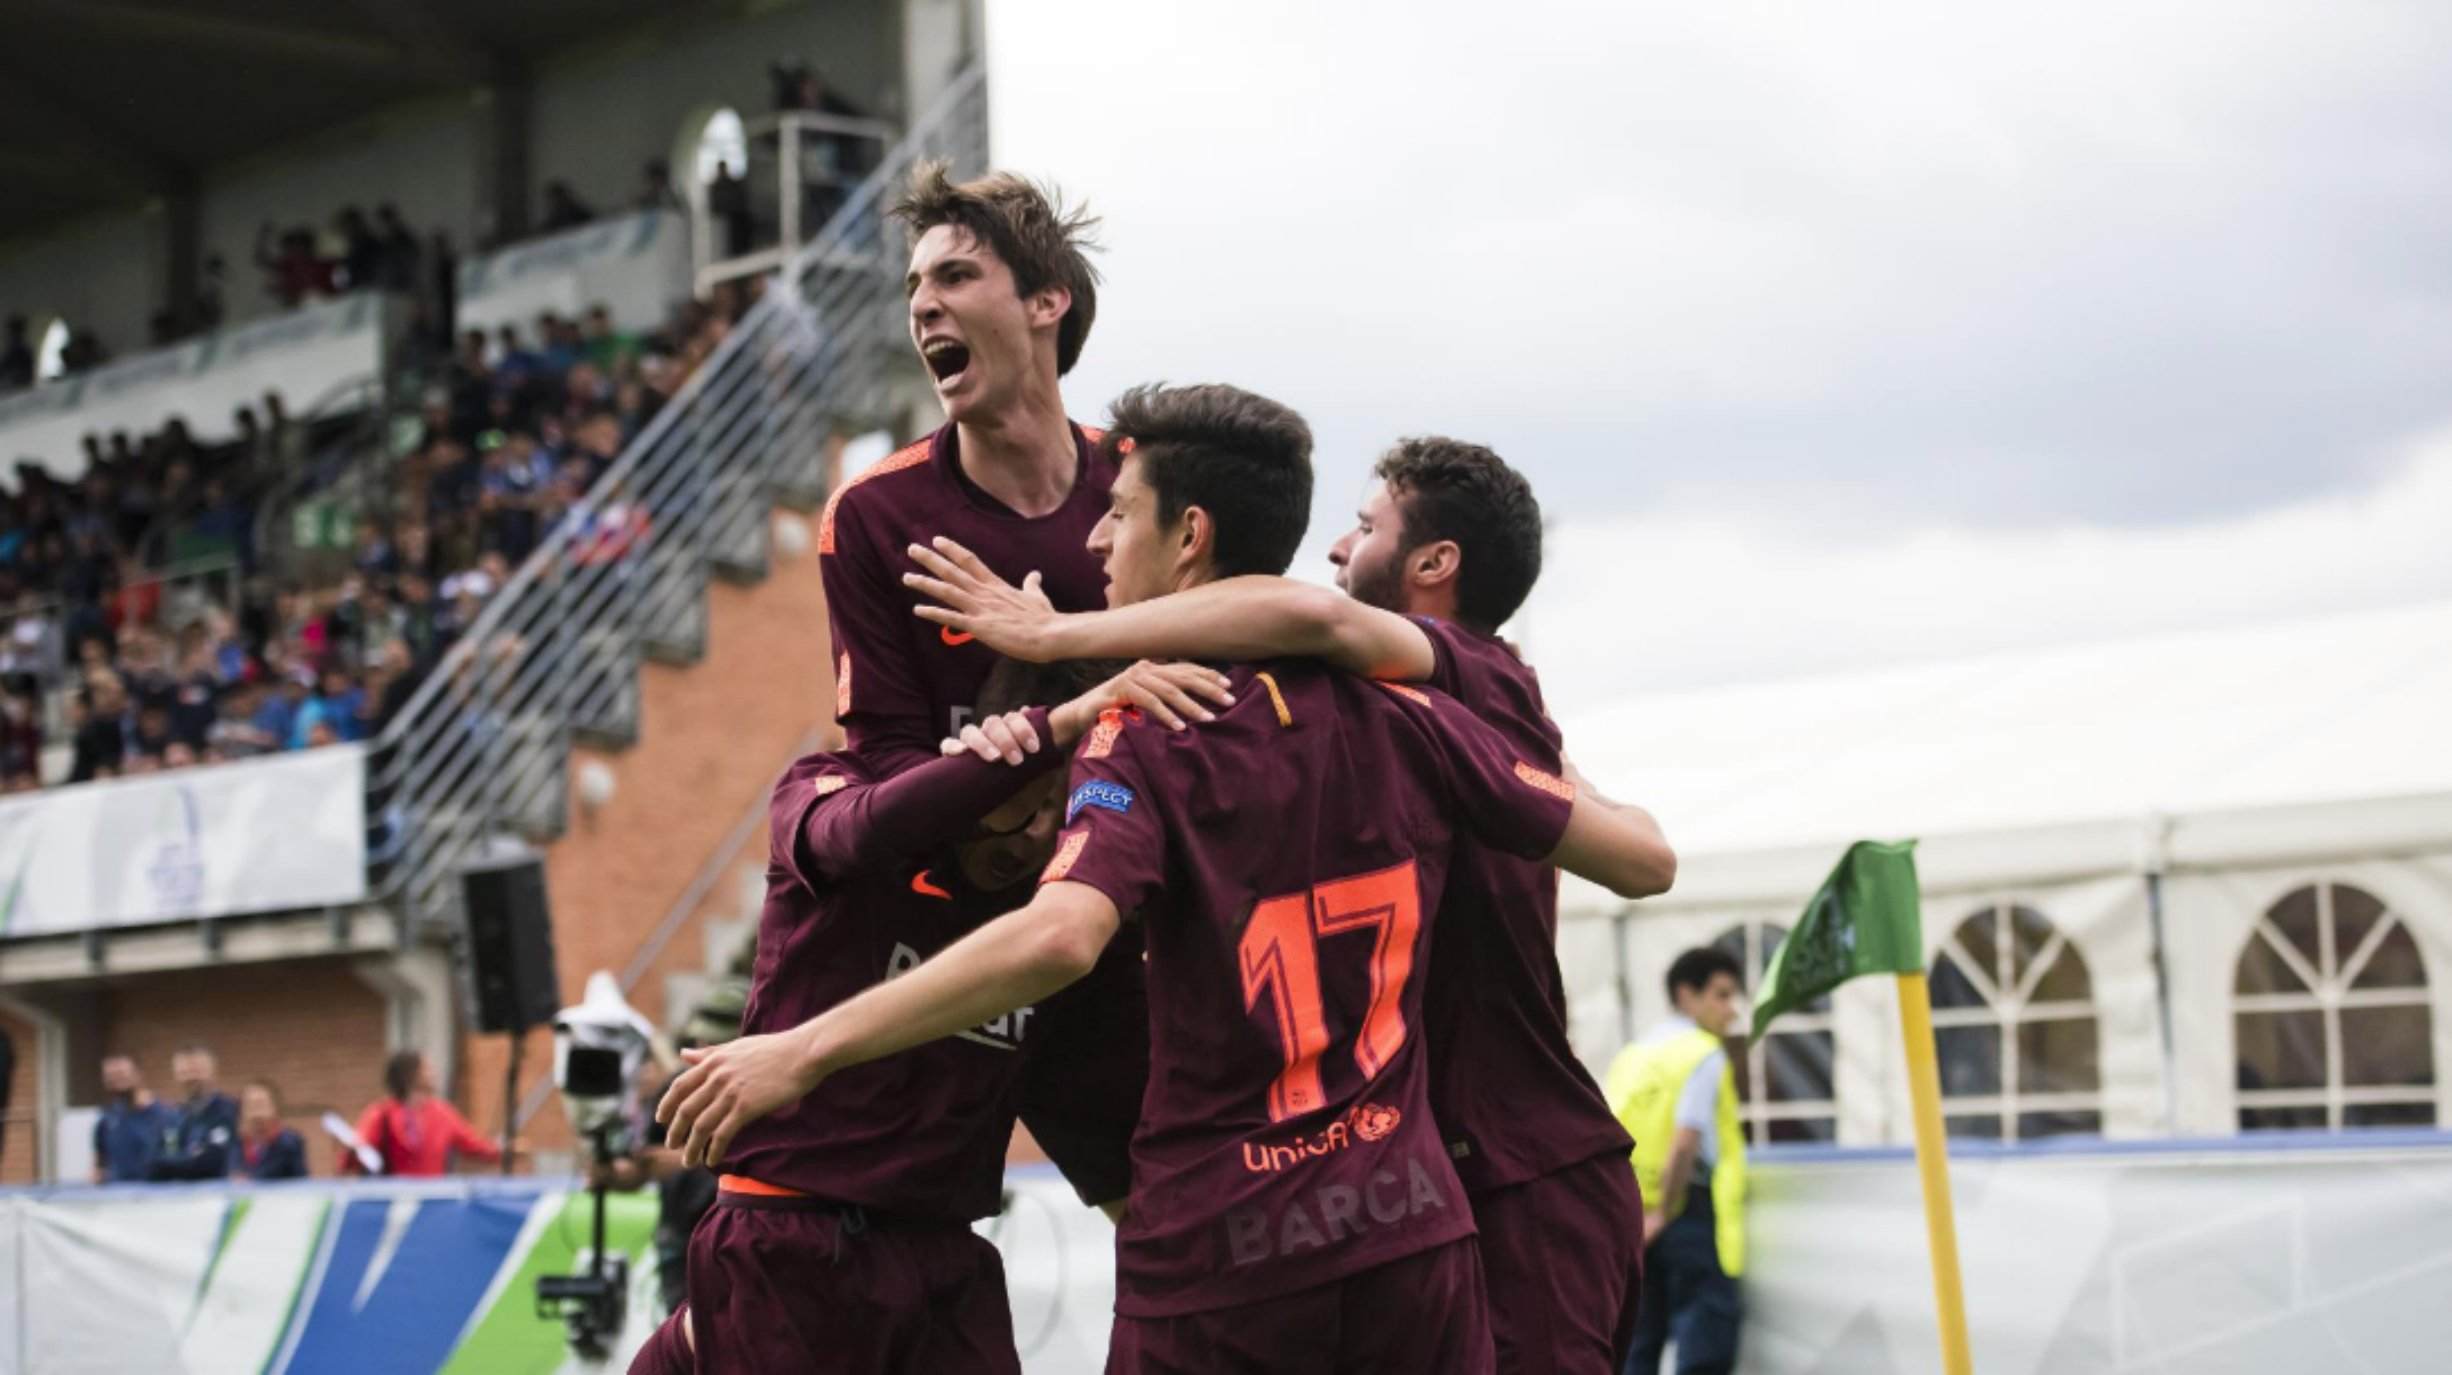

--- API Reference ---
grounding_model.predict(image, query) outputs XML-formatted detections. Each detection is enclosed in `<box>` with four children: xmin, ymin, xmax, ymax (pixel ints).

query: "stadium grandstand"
<box><xmin>0</xmin><ymin>2</ymin><xmax>992</xmax><ymax>1367</ymax></box>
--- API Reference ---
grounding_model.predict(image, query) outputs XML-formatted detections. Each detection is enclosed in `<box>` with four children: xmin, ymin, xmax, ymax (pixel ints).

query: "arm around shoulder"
<box><xmin>1548</xmin><ymin>791</ymin><xmax>1676</xmax><ymax>899</ymax></box>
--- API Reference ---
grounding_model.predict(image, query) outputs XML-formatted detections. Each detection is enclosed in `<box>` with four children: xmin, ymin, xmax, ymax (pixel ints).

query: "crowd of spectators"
<box><xmin>0</xmin><ymin>285</ymin><xmax>748</xmax><ymax>793</ymax></box>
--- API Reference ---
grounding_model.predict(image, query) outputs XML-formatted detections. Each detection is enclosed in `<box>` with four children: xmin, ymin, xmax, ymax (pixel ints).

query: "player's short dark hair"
<box><xmin>1666</xmin><ymin>947</ymin><xmax>1744</xmax><ymax>1001</ymax></box>
<box><xmin>1373</xmin><ymin>437</ymin><xmax>1544</xmax><ymax>632</ymax></box>
<box><xmin>1102</xmin><ymin>383</ymin><xmax>1313</xmax><ymax>579</ymax></box>
<box><xmin>893</xmin><ymin>161</ymin><xmax>1102</xmax><ymax>376</ymax></box>
<box><xmin>383</xmin><ymin>1050</ymin><xmax>423</xmax><ymax>1101</ymax></box>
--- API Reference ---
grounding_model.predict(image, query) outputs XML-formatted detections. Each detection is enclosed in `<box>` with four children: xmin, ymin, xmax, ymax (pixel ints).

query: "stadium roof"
<box><xmin>1563</xmin><ymin>598</ymin><xmax>2452</xmax><ymax>861</ymax></box>
<box><xmin>0</xmin><ymin>0</ymin><xmax>733</xmax><ymax>240</ymax></box>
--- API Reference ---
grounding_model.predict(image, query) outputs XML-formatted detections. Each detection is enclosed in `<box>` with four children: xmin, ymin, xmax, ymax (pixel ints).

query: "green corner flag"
<box><xmin>1751</xmin><ymin>839</ymin><xmax>1924</xmax><ymax>1041</ymax></box>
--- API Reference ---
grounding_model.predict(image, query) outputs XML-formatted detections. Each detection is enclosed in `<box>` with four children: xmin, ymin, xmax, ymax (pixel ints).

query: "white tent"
<box><xmin>1554</xmin><ymin>598</ymin><xmax>2452</xmax><ymax>1145</ymax></box>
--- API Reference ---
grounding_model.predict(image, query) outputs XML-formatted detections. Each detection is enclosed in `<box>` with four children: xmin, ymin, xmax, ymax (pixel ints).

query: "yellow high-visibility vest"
<box><xmin>1603</xmin><ymin>1026</ymin><xmax>1747</xmax><ymax>1278</ymax></box>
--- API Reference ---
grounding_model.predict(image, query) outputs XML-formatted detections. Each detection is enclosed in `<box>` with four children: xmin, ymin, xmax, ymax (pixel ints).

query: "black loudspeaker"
<box><xmin>462</xmin><ymin>855</ymin><xmax>561</xmax><ymax>1034</ymax></box>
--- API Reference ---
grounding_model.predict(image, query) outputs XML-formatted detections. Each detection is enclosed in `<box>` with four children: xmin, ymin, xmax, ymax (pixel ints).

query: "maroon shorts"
<box><xmin>685</xmin><ymin>1195</ymin><xmax>1020</xmax><ymax>1375</ymax></box>
<box><xmin>1473</xmin><ymin>1151</ymin><xmax>1645</xmax><ymax>1375</ymax></box>
<box><xmin>1105</xmin><ymin>1236</ymin><xmax>1493</xmax><ymax>1374</ymax></box>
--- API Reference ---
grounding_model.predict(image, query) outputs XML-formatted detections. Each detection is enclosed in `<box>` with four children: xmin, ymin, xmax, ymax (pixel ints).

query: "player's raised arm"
<box><xmin>659</xmin><ymin>882</ymin><xmax>1120</xmax><ymax>1169</ymax></box>
<box><xmin>782</xmin><ymin>722</ymin><xmax>1062</xmax><ymax>888</ymax></box>
<box><xmin>906</xmin><ymin>537</ymin><xmax>1437</xmax><ymax>681</ymax></box>
<box><xmin>1410</xmin><ymin>685</ymin><xmax>1677</xmax><ymax>900</ymax></box>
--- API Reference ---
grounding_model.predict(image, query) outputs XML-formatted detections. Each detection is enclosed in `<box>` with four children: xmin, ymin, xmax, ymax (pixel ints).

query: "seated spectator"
<box><xmin>581</xmin><ymin>305</ymin><xmax>640</xmax><ymax>375</ymax></box>
<box><xmin>254</xmin><ymin>224</ymin><xmax>333</xmax><ymax>309</ymax></box>
<box><xmin>291</xmin><ymin>666</ymin><xmax>365</xmax><ymax>748</ymax></box>
<box><xmin>238</xmin><ymin>1080</ymin><xmax>309</xmax><ymax>1180</ymax></box>
<box><xmin>194</xmin><ymin>254</ymin><xmax>227</xmax><ymax>332</ymax></box>
<box><xmin>2</xmin><ymin>314</ymin><xmax>33</xmax><ymax>390</ymax></box>
<box><xmin>151</xmin><ymin>1044</ymin><xmax>239</xmax><ymax>1181</ymax></box>
<box><xmin>69</xmin><ymin>670</ymin><xmax>130</xmax><ymax>782</ymax></box>
<box><xmin>92</xmin><ymin>1053</ymin><xmax>174</xmax><ymax>1184</ymax></box>
<box><xmin>208</xmin><ymin>682</ymin><xmax>281</xmax><ymax>760</ymax></box>
<box><xmin>0</xmin><ymin>677</ymin><xmax>41</xmax><ymax>788</ymax></box>
<box><xmin>253</xmin><ymin>665</ymin><xmax>312</xmax><ymax>748</ymax></box>
<box><xmin>539</xmin><ymin>180</ymin><xmax>596</xmax><ymax>233</ymax></box>
<box><xmin>346</xmin><ymin>1050</ymin><xmax>506</xmax><ymax>1177</ymax></box>
<box><xmin>375</xmin><ymin>204</ymin><xmax>422</xmax><ymax>292</ymax></box>
<box><xmin>634</xmin><ymin>159</ymin><xmax>681</xmax><ymax>214</ymax></box>
<box><xmin>131</xmin><ymin>702</ymin><xmax>178</xmax><ymax>759</ymax></box>
<box><xmin>352</xmin><ymin>519</ymin><xmax>399</xmax><ymax>580</ymax></box>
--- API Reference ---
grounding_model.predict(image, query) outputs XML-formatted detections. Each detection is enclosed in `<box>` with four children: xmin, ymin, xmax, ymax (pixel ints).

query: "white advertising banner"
<box><xmin>0</xmin><ymin>745</ymin><xmax>367</xmax><ymax>936</ymax></box>
<box><xmin>0</xmin><ymin>293</ymin><xmax>388</xmax><ymax>486</ymax></box>
<box><xmin>455</xmin><ymin>210</ymin><xmax>691</xmax><ymax>340</ymax></box>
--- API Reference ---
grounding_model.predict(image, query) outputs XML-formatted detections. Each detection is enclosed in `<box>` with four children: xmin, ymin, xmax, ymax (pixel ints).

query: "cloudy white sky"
<box><xmin>988</xmin><ymin>1</ymin><xmax>2452</xmax><ymax>705</ymax></box>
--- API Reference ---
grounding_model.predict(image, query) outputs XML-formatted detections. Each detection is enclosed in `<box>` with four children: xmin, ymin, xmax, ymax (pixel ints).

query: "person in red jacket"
<box><xmin>348</xmin><ymin>1051</ymin><xmax>513</xmax><ymax>1176</ymax></box>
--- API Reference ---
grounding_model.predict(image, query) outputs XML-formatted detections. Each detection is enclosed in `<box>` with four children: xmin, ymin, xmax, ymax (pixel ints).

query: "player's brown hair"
<box><xmin>1101</xmin><ymin>383</ymin><xmax>1314</xmax><ymax>579</ymax></box>
<box><xmin>893</xmin><ymin>161</ymin><xmax>1102</xmax><ymax>376</ymax></box>
<box><xmin>1373</xmin><ymin>437</ymin><xmax>1545</xmax><ymax>632</ymax></box>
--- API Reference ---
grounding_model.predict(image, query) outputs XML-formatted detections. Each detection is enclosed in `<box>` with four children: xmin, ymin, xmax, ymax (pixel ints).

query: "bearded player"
<box><xmin>662</xmin><ymin>385</ymin><xmax>1674</xmax><ymax>1373</ymax></box>
<box><xmin>901</xmin><ymin>439</ymin><xmax>1657</xmax><ymax>1372</ymax></box>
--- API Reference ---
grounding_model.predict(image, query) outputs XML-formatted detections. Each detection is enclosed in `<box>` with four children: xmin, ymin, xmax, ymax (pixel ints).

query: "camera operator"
<box><xmin>589</xmin><ymin>978</ymin><xmax>744</xmax><ymax>1315</ymax></box>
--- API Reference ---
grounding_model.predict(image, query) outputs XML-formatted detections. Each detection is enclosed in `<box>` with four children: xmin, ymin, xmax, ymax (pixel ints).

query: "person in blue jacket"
<box><xmin>92</xmin><ymin>1054</ymin><xmax>176</xmax><ymax>1183</ymax></box>
<box><xmin>151</xmin><ymin>1044</ymin><xmax>240</xmax><ymax>1181</ymax></box>
<box><xmin>238</xmin><ymin>1079</ymin><xmax>309</xmax><ymax>1181</ymax></box>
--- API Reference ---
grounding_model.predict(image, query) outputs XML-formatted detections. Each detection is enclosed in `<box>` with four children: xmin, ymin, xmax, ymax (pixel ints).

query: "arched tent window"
<box><xmin>1709</xmin><ymin>921</ymin><xmax>1837</xmax><ymax>1144</ymax></box>
<box><xmin>2235</xmin><ymin>882</ymin><xmax>2435</xmax><ymax>1130</ymax></box>
<box><xmin>694</xmin><ymin>108</ymin><xmax>748</xmax><ymax>185</ymax></box>
<box><xmin>1929</xmin><ymin>903</ymin><xmax>2101</xmax><ymax>1140</ymax></box>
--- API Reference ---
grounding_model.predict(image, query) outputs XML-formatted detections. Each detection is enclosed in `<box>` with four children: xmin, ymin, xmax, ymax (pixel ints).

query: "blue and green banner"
<box><xmin>1</xmin><ymin>1179</ymin><xmax>659</xmax><ymax>1375</ymax></box>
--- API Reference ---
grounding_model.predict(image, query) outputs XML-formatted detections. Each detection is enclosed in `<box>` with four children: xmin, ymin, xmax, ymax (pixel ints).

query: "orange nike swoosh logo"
<box><xmin>910</xmin><ymin>871</ymin><xmax>951</xmax><ymax>899</ymax></box>
<box><xmin>941</xmin><ymin>626</ymin><xmax>975</xmax><ymax>646</ymax></box>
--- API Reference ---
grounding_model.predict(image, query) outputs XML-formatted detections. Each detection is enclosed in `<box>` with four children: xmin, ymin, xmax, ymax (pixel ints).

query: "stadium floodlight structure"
<box><xmin>369</xmin><ymin>65</ymin><xmax>987</xmax><ymax>943</ymax></box>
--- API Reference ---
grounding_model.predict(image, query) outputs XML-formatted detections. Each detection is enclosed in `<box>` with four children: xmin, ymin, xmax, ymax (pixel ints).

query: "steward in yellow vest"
<box><xmin>1603</xmin><ymin>947</ymin><xmax>1747</xmax><ymax>1375</ymax></box>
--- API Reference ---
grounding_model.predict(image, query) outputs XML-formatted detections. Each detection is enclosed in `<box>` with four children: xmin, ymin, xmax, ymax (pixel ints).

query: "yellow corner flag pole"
<box><xmin>1895</xmin><ymin>970</ymin><xmax>1975</xmax><ymax>1375</ymax></box>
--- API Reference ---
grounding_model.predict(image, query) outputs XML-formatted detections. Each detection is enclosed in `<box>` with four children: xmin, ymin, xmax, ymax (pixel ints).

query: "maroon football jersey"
<box><xmin>1411</xmin><ymin>616</ymin><xmax>1632</xmax><ymax>1193</ymax></box>
<box><xmin>818</xmin><ymin>421</ymin><xmax>1115</xmax><ymax>774</ymax></box>
<box><xmin>1048</xmin><ymin>661</ymin><xmax>1578</xmax><ymax>1317</ymax></box>
<box><xmin>721</xmin><ymin>734</ymin><xmax>1144</xmax><ymax>1218</ymax></box>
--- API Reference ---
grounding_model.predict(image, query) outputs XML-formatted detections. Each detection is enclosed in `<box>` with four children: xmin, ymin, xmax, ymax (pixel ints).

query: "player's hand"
<box><xmin>940</xmin><ymin>709</ymin><xmax>1043</xmax><ymax>765</ymax></box>
<box><xmin>1052</xmin><ymin>660</ymin><xmax>1235</xmax><ymax>741</ymax></box>
<box><xmin>903</xmin><ymin>537</ymin><xmax>1061</xmax><ymax>660</ymax></box>
<box><xmin>658</xmin><ymin>1031</ymin><xmax>824</xmax><ymax>1170</ymax></box>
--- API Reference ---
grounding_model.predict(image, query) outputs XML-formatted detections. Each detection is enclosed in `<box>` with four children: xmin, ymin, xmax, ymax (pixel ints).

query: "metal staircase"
<box><xmin>369</xmin><ymin>65</ymin><xmax>987</xmax><ymax>936</ymax></box>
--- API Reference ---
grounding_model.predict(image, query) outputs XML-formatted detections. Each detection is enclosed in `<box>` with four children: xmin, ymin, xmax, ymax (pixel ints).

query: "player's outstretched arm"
<box><xmin>1547</xmin><ymin>791</ymin><xmax>1677</xmax><ymax>899</ymax></box>
<box><xmin>905</xmin><ymin>537</ymin><xmax>1437</xmax><ymax>681</ymax></box>
<box><xmin>658</xmin><ymin>882</ymin><xmax>1121</xmax><ymax>1169</ymax></box>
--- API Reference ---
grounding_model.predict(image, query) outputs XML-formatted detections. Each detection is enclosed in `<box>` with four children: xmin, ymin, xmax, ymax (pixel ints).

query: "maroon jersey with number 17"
<box><xmin>1048</xmin><ymin>661</ymin><xmax>1578</xmax><ymax>1318</ymax></box>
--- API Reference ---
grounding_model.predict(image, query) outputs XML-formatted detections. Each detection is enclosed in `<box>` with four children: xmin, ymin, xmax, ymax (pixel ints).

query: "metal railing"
<box><xmin>369</xmin><ymin>64</ymin><xmax>986</xmax><ymax>931</ymax></box>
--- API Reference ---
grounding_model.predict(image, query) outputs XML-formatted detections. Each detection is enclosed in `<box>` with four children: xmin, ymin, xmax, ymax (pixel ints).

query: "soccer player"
<box><xmin>823</xmin><ymin>162</ymin><xmax>1205</xmax><ymax>779</ymax></box>
<box><xmin>632</xmin><ymin>657</ymin><xmax>1216</xmax><ymax>1375</ymax></box>
<box><xmin>662</xmin><ymin>384</ymin><xmax>1675</xmax><ymax>1373</ymax></box>
<box><xmin>903</xmin><ymin>439</ymin><xmax>1658</xmax><ymax>1372</ymax></box>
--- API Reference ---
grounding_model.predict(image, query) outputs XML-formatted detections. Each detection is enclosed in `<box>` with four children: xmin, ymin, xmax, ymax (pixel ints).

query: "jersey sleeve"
<box><xmin>820</xmin><ymin>489</ymin><xmax>939</xmax><ymax>775</ymax></box>
<box><xmin>1409</xmin><ymin>614</ymin><xmax>1468</xmax><ymax>698</ymax></box>
<box><xmin>1039</xmin><ymin>715</ymin><xmax>1168</xmax><ymax>919</ymax></box>
<box><xmin>1406</xmin><ymin>685</ymin><xmax>1577</xmax><ymax>863</ymax></box>
<box><xmin>1018</xmin><ymin>924</ymin><xmax>1151</xmax><ymax>1206</ymax></box>
<box><xmin>776</xmin><ymin>714</ymin><xmax>1062</xmax><ymax>889</ymax></box>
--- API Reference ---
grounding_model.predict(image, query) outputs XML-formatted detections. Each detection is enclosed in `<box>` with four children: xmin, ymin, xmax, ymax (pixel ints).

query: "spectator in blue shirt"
<box><xmin>152</xmin><ymin>1044</ymin><xmax>240</xmax><ymax>1181</ymax></box>
<box><xmin>92</xmin><ymin>1054</ymin><xmax>176</xmax><ymax>1184</ymax></box>
<box><xmin>254</xmin><ymin>666</ymin><xmax>311</xmax><ymax>746</ymax></box>
<box><xmin>238</xmin><ymin>1080</ymin><xmax>309</xmax><ymax>1181</ymax></box>
<box><xmin>291</xmin><ymin>667</ymin><xmax>366</xmax><ymax>748</ymax></box>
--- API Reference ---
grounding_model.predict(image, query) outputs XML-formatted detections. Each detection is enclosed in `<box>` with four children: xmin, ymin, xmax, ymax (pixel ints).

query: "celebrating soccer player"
<box><xmin>662</xmin><ymin>384</ymin><xmax>1675</xmax><ymax>1373</ymax></box>
<box><xmin>901</xmin><ymin>440</ymin><xmax>1660</xmax><ymax>1371</ymax></box>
